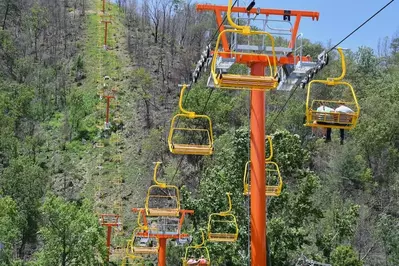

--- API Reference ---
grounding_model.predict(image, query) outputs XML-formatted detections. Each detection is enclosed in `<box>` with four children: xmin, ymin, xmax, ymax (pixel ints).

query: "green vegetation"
<box><xmin>0</xmin><ymin>0</ymin><xmax>398</xmax><ymax>265</ymax></box>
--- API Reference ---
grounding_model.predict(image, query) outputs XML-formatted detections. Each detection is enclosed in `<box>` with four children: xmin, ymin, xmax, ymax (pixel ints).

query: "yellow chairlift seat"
<box><xmin>182</xmin><ymin>231</ymin><xmax>211</xmax><ymax>266</ymax></box>
<box><xmin>168</xmin><ymin>84</ymin><xmax>214</xmax><ymax>155</ymax></box>
<box><xmin>145</xmin><ymin>162</ymin><xmax>181</xmax><ymax>217</ymax></box>
<box><xmin>131</xmin><ymin>227</ymin><xmax>159</xmax><ymax>255</ymax></box>
<box><xmin>121</xmin><ymin>240</ymin><xmax>146</xmax><ymax>266</ymax></box>
<box><xmin>207</xmin><ymin>193</ymin><xmax>238</xmax><ymax>242</ymax></box>
<box><xmin>211</xmin><ymin>28</ymin><xmax>278</xmax><ymax>91</ymax></box>
<box><xmin>304</xmin><ymin>48</ymin><xmax>360</xmax><ymax>130</ymax></box>
<box><xmin>243</xmin><ymin>161</ymin><xmax>283</xmax><ymax>197</ymax></box>
<box><xmin>121</xmin><ymin>256</ymin><xmax>145</xmax><ymax>266</ymax></box>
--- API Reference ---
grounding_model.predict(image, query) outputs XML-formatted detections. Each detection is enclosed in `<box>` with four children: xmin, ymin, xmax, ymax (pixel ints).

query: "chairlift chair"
<box><xmin>243</xmin><ymin>160</ymin><xmax>283</xmax><ymax>197</ymax></box>
<box><xmin>304</xmin><ymin>48</ymin><xmax>360</xmax><ymax>130</ymax></box>
<box><xmin>121</xmin><ymin>240</ymin><xmax>146</xmax><ymax>266</ymax></box>
<box><xmin>182</xmin><ymin>231</ymin><xmax>211</xmax><ymax>266</ymax></box>
<box><xmin>210</xmin><ymin>28</ymin><xmax>278</xmax><ymax>91</ymax></box>
<box><xmin>145</xmin><ymin>162</ymin><xmax>181</xmax><ymax>217</ymax></box>
<box><xmin>131</xmin><ymin>227</ymin><xmax>159</xmax><ymax>255</ymax></box>
<box><xmin>207</xmin><ymin>193</ymin><xmax>238</xmax><ymax>242</ymax></box>
<box><xmin>168</xmin><ymin>84</ymin><xmax>214</xmax><ymax>155</ymax></box>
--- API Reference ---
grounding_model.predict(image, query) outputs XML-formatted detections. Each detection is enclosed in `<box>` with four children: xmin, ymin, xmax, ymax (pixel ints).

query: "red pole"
<box><xmin>106</xmin><ymin>226</ymin><xmax>112</xmax><ymax>262</ymax></box>
<box><xmin>250</xmin><ymin>62</ymin><xmax>266</xmax><ymax>266</ymax></box>
<box><xmin>158</xmin><ymin>238</ymin><xmax>167</xmax><ymax>266</ymax></box>
<box><xmin>106</xmin><ymin>96</ymin><xmax>111</xmax><ymax>124</ymax></box>
<box><xmin>104</xmin><ymin>22</ymin><xmax>108</xmax><ymax>46</ymax></box>
<box><xmin>102</xmin><ymin>0</ymin><xmax>105</xmax><ymax>13</ymax></box>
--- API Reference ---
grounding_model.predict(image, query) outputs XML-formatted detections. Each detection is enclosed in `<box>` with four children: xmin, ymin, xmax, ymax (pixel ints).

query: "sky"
<box><xmin>196</xmin><ymin>0</ymin><xmax>399</xmax><ymax>52</ymax></box>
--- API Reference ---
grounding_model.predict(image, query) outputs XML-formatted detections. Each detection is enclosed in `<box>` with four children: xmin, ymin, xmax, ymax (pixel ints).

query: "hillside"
<box><xmin>0</xmin><ymin>0</ymin><xmax>399</xmax><ymax>266</ymax></box>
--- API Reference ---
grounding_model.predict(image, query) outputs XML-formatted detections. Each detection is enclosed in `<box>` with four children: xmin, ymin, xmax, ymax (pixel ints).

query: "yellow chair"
<box><xmin>130</xmin><ymin>227</ymin><xmax>159</xmax><ymax>255</ymax></box>
<box><xmin>182</xmin><ymin>231</ymin><xmax>211</xmax><ymax>266</ymax></box>
<box><xmin>210</xmin><ymin>28</ymin><xmax>278</xmax><ymax>91</ymax></box>
<box><xmin>207</xmin><ymin>193</ymin><xmax>238</xmax><ymax>242</ymax></box>
<box><xmin>209</xmin><ymin>0</ymin><xmax>278</xmax><ymax>91</ymax></box>
<box><xmin>243</xmin><ymin>161</ymin><xmax>283</xmax><ymax>197</ymax></box>
<box><xmin>145</xmin><ymin>162</ymin><xmax>180</xmax><ymax>217</ymax></box>
<box><xmin>168</xmin><ymin>84</ymin><xmax>214</xmax><ymax>155</ymax></box>
<box><xmin>120</xmin><ymin>240</ymin><xmax>146</xmax><ymax>265</ymax></box>
<box><xmin>304</xmin><ymin>48</ymin><xmax>360</xmax><ymax>130</ymax></box>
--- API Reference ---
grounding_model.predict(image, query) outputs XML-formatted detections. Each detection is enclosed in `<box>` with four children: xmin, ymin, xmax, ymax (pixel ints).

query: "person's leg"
<box><xmin>340</xmin><ymin>129</ymin><xmax>345</xmax><ymax>145</ymax></box>
<box><xmin>325</xmin><ymin>128</ymin><xmax>332</xmax><ymax>142</ymax></box>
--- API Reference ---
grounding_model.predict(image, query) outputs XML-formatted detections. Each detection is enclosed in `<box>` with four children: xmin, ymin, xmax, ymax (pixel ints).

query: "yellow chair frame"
<box><xmin>304</xmin><ymin>48</ymin><xmax>360</xmax><ymax>130</ymax></box>
<box><xmin>207</xmin><ymin>193</ymin><xmax>238</xmax><ymax>242</ymax></box>
<box><xmin>182</xmin><ymin>231</ymin><xmax>211</xmax><ymax>266</ymax></box>
<box><xmin>243</xmin><ymin>161</ymin><xmax>283</xmax><ymax>197</ymax></box>
<box><xmin>131</xmin><ymin>227</ymin><xmax>159</xmax><ymax>255</ymax></box>
<box><xmin>121</xmin><ymin>240</ymin><xmax>146</xmax><ymax>265</ymax></box>
<box><xmin>145</xmin><ymin>162</ymin><xmax>180</xmax><ymax>217</ymax></box>
<box><xmin>168</xmin><ymin>84</ymin><xmax>214</xmax><ymax>155</ymax></box>
<box><xmin>211</xmin><ymin>29</ymin><xmax>278</xmax><ymax>91</ymax></box>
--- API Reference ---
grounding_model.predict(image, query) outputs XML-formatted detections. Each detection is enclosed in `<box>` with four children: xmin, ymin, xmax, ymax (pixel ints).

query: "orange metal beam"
<box><xmin>250</xmin><ymin>62</ymin><xmax>267</xmax><ymax>266</ymax></box>
<box><xmin>217</xmin><ymin>51</ymin><xmax>312</xmax><ymax>65</ymax></box>
<box><xmin>103</xmin><ymin>95</ymin><xmax>115</xmax><ymax>124</ymax></box>
<box><xmin>196</xmin><ymin>4</ymin><xmax>319</xmax><ymax>51</ymax></box>
<box><xmin>158</xmin><ymin>238</ymin><xmax>167</xmax><ymax>266</ymax></box>
<box><xmin>101</xmin><ymin>17</ymin><xmax>112</xmax><ymax>47</ymax></box>
<box><xmin>196</xmin><ymin>4</ymin><xmax>319</xmax><ymax>20</ymax></box>
<box><xmin>99</xmin><ymin>214</ymin><xmax>121</xmax><ymax>262</ymax></box>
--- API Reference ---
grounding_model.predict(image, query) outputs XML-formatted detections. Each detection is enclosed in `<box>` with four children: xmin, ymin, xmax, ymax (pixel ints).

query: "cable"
<box><xmin>168</xmin><ymin>0</ymin><xmax>240</xmax><ymax>183</ymax></box>
<box><xmin>170</xmin><ymin>87</ymin><xmax>215</xmax><ymax>183</ymax></box>
<box><xmin>327</xmin><ymin>0</ymin><xmax>395</xmax><ymax>53</ymax></box>
<box><xmin>269</xmin><ymin>0</ymin><xmax>395</xmax><ymax>130</ymax></box>
<box><xmin>210</xmin><ymin>0</ymin><xmax>239</xmax><ymax>42</ymax></box>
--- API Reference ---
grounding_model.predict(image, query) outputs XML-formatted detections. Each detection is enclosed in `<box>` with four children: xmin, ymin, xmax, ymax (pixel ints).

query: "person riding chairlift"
<box><xmin>187</xmin><ymin>257</ymin><xmax>199</xmax><ymax>265</ymax></box>
<box><xmin>314</xmin><ymin>102</ymin><xmax>334</xmax><ymax>142</ymax></box>
<box><xmin>335</xmin><ymin>102</ymin><xmax>354</xmax><ymax>145</ymax></box>
<box><xmin>198</xmin><ymin>255</ymin><xmax>208</xmax><ymax>265</ymax></box>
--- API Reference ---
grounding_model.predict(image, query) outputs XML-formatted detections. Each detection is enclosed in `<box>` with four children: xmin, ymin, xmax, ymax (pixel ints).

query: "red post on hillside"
<box><xmin>101</xmin><ymin>17</ymin><xmax>112</xmax><ymax>48</ymax></box>
<box><xmin>103</xmin><ymin>95</ymin><xmax>115</xmax><ymax>125</ymax></box>
<box><xmin>102</xmin><ymin>0</ymin><xmax>106</xmax><ymax>13</ymax></box>
<box><xmin>99</xmin><ymin>214</ymin><xmax>121</xmax><ymax>263</ymax></box>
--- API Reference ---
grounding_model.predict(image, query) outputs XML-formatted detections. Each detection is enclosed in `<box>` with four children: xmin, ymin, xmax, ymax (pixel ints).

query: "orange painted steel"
<box><xmin>102</xmin><ymin>0</ymin><xmax>106</xmax><ymax>13</ymax></box>
<box><xmin>132</xmin><ymin>208</ymin><xmax>194</xmax><ymax>266</ymax></box>
<box><xmin>99</xmin><ymin>214</ymin><xmax>121</xmax><ymax>262</ymax></box>
<box><xmin>250</xmin><ymin>63</ymin><xmax>267</xmax><ymax>266</ymax></box>
<box><xmin>103</xmin><ymin>95</ymin><xmax>115</xmax><ymax>124</ymax></box>
<box><xmin>158</xmin><ymin>238</ymin><xmax>167</xmax><ymax>266</ymax></box>
<box><xmin>101</xmin><ymin>17</ymin><xmax>112</xmax><ymax>47</ymax></box>
<box><xmin>196</xmin><ymin>4</ymin><xmax>319</xmax><ymax>50</ymax></box>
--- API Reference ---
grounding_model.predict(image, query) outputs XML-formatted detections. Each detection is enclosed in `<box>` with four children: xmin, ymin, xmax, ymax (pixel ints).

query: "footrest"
<box><xmin>208</xmin><ymin>233</ymin><xmax>237</xmax><ymax>242</ymax></box>
<box><xmin>147</xmin><ymin>208</ymin><xmax>180</xmax><ymax>217</ymax></box>
<box><xmin>171</xmin><ymin>144</ymin><xmax>213</xmax><ymax>155</ymax></box>
<box><xmin>217</xmin><ymin>74</ymin><xmax>278</xmax><ymax>90</ymax></box>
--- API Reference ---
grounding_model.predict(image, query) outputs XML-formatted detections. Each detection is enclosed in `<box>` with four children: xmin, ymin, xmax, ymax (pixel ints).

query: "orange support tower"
<box><xmin>101</xmin><ymin>0</ymin><xmax>106</xmax><ymax>13</ymax></box>
<box><xmin>103</xmin><ymin>94</ymin><xmax>115</xmax><ymax>127</ymax></box>
<box><xmin>196</xmin><ymin>4</ymin><xmax>319</xmax><ymax>66</ymax></box>
<box><xmin>132</xmin><ymin>208</ymin><xmax>194</xmax><ymax>266</ymax></box>
<box><xmin>101</xmin><ymin>16</ymin><xmax>112</xmax><ymax>48</ymax></box>
<box><xmin>99</xmin><ymin>214</ymin><xmax>121</xmax><ymax>262</ymax></box>
<box><xmin>196</xmin><ymin>2</ymin><xmax>320</xmax><ymax>266</ymax></box>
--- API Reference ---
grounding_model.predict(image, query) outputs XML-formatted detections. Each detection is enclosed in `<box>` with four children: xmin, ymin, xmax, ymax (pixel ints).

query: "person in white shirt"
<box><xmin>335</xmin><ymin>103</ymin><xmax>354</xmax><ymax>145</ymax></box>
<box><xmin>315</xmin><ymin>103</ymin><xmax>334</xmax><ymax>142</ymax></box>
<box><xmin>198</xmin><ymin>255</ymin><xmax>208</xmax><ymax>265</ymax></box>
<box><xmin>187</xmin><ymin>257</ymin><xmax>199</xmax><ymax>265</ymax></box>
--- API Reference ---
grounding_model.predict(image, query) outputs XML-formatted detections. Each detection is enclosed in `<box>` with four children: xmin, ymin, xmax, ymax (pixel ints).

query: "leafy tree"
<box><xmin>0</xmin><ymin>156</ymin><xmax>47</xmax><ymax>257</ymax></box>
<box><xmin>33</xmin><ymin>194</ymin><xmax>106</xmax><ymax>266</ymax></box>
<box><xmin>377</xmin><ymin>214</ymin><xmax>399</xmax><ymax>265</ymax></box>
<box><xmin>0</xmin><ymin>196</ymin><xmax>21</xmax><ymax>265</ymax></box>
<box><xmin>331</xmin><ymin>245</ymin><xmax>363</xmax><ymax>266</ymax></box>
